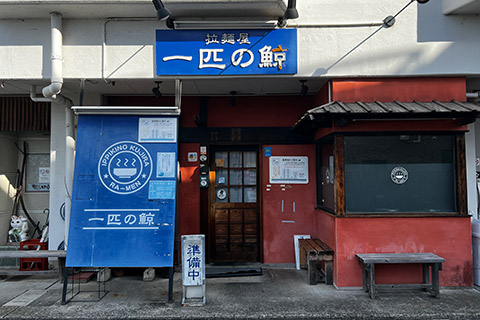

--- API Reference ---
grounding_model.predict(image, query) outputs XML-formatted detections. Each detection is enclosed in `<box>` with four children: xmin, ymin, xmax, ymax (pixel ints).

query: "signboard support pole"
<box><xmin>61</xmin><ymin>267</ymin><xmax>69</xmax><ymax>305</ymax></box>
<box><xmin>168</xmin><ymin>266</ymin><xmax>174</xmax><ymax>303</ymax></box>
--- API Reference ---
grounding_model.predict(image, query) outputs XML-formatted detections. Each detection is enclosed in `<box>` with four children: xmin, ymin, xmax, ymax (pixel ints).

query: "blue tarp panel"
<box><xmin>66</xmin><ymin>115</ymin><xmax>178</xmax><ymax>267</ymax></box>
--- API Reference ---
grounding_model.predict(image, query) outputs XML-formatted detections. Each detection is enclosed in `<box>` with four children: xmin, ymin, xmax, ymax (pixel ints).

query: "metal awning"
<box><xmin>71</xmin><ymin>106</ymin><xmax>181</xmax><ymax>116</ymax></box>
<box><xmin>443</xmin><ymin>0</ymin><xmax>480</xmax><ymax>15</ymax></box>
<box><xmin>294</xmin><ymin>100</ymin><xmax>480</xmax><ymax>129</ymax></box>
<box><xmin>73</xmin><ymin>79</ymin><xmax>182</xmax><ymax>115</ymax></box>
<box><xmin>0</xmin><ymin>0</ymin><xmax>287</xmax><ymax>19</ymax></box>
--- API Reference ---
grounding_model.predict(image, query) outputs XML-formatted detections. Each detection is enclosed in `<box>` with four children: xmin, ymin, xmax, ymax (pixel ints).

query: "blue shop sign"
<box><xmin>155</xmin><ymin>29</ymin><xmax>297</xmax><ymax>75</ymax></box>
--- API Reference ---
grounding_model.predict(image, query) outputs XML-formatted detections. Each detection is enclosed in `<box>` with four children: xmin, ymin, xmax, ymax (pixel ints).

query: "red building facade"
<box><xmin>110</xmin><ymin>77</ymin><xmax>477</xmax><ymax>287</ymax></box>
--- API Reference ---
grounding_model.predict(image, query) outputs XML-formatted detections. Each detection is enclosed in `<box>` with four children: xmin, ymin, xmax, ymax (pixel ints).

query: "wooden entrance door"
<box><xmin>209</xmin><ymin>148</ymin><xmax>260</xmax><ymax>262</ymax></box>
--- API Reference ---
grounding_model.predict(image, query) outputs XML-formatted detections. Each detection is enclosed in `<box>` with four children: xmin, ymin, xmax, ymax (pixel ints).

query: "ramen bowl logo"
<box><xmin>98</xmin><ymin>141</ymin><xmax>152</xmax><ymax>194</ymax></box>
<box><xmin>390</xmin><ymin>166</ymin><xmax>408</xmax><ymax>185</ymax></box>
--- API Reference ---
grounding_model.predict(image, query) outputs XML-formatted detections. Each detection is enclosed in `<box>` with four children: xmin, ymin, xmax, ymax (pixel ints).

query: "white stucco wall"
<box><xmin>0</xmin><ymin>134</ymin><xmax>19</xmax><ymax>245</ymax></box>
<box><xmin>48</xmin><ymin>104</ymin><xmax>67</xmax><ymax>251</ymax></box>
<box><xmin>1</xmin><ymin>1</ymin><xmax>480</xmax><ymax>80</ymax></box>
<box><xmin>17</xmin><ymin>136</ymin><xmax>50</xmax><ymax>239</ymax></box>
<box><xmin>0</xmin><ymin>134</ymin><xmax>50</xmax><ymax>244</ymax></box>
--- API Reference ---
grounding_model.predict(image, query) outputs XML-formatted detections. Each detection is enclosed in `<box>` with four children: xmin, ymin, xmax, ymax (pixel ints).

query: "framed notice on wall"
<box><xmin>138</xmin><ymin>118</ymin><xmax>177</xmax><ymax>143</ymax></box>
<box><xmin>269</xmin><ymin>156</ymin><xmax>308</xmax><ymax>184</ymax></box>
<box><xmin>26</xmin><ymin>154</ymin><xmax>50</xmax><ymax>192</ymax></box>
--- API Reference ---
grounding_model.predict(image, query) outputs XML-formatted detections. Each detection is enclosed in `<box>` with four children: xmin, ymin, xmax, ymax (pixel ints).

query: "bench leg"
<box><xmin>324</xmin><ymin>260</ymin><xmax>333</xmax><ymax>285</ymax></box>
<box><xmin>299</xmin><ymin>247</ymin><xmax>306</xmax><ymax>269</ymax></box>
<box><xmin>361</xmin><ymin>265</ymin><xmax>368</xmax><ymax>292</ymax></box>
<box><xmin>422</xmin><ymin>263</ymin><xmax>430</xmax><ymax>291</ymax></box>
<box><xmin>307</xmin><ymin>258</ymin><xmax>318</xmax><ymax>285</ymax></box>
<box><xmin>368</xmin><ymin>264</ymin><xmax>375</xmax><ymax>299</ymax></box>
<box><xmin>431</xmin><ymin>263</ymin><xmax>440</xmax><ymax>298</ymax></box>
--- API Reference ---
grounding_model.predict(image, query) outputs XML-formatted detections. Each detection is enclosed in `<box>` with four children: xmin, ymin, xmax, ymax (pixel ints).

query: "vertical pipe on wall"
<box><xmin>42</xmin><ymin>13</ymin><xmax>64</xmax><ymax>100</ymax></box>
<box><xmin>30</xmin><ymin>12</ymin><xmax>75</xmax><ymax>251</ymax></box>
<box><xmin>466</xmin><ymin>124</ymin><xmax>478</xmax><ymax>219</ymax></box>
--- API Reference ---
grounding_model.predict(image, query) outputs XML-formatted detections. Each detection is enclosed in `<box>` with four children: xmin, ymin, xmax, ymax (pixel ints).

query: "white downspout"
<box><xmin>43</xmin><ymin>12</ymin><xmax>63</xmax><ymax>100</ymax></box>
<box><xmin>30</xmin><ymin>12</ymin><xmax>74</xmax><ymax>250</ymax></box>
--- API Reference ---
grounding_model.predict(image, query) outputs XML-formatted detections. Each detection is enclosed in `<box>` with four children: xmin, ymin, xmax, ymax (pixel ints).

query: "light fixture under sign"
<box><xmin>152</xmin><ymin>0</ymin><xmax>172</xmax><ymax>21</ymax></box>
<box><xmin>172</xmin><ymin>20</ymin><xmax>278</xmax><ymax>30</ymax></box>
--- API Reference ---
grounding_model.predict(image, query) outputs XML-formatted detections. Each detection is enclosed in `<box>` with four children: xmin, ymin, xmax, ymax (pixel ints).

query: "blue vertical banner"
<box><xmin>155</xmin><ymin>29</ymin><xmax>297</xmax><ymax>75</ymax></box>
<box><xmin>66</xmin><ymin>115</ymin><xmax>178</xmax><ymax>267</ymax></box>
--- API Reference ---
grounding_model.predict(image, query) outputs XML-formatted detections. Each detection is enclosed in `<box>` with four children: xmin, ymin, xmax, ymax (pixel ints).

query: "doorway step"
<box><xmin>206</xmin><ymin>263</ymin><xmax>262</xmax><ymax>278</ymax></box>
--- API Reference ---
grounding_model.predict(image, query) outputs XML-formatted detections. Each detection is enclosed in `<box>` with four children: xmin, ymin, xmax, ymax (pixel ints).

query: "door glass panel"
<box><xmin>244</xmin><ymin>170</ymin><xmax>256</xmax><ymax>185</ymax></box>
<box><xmin>244</xmin><ymin>152</ymin><xmax>256</xmax><ymax>168</ymax></box>
<box><xmin>215</xmin><ymin>187</ymin><xmax>228</xmax><ymax>203</ymax></box>
<box><xmin>244</xmin><ymin>187</ymin><xmax>257</xmax><ymax>203</ymax></box>
<box><xmin>230</xmin><ymin>170</ymin><xmax>242</xmax><ymax>185</ymax></box>
<box><xmin>215</xmin><ymin>152</ymin><xmax>228</xmax><ymax>168</ymax></box>
<box><xmin>216</xmin><ymin>169</ymin><xmax>228</xmax><ymax>185</ymax></box>
<box><xmin>230</xmin><ymin>152</ymin><xmax>242</xmax><ymax>168</ymax></box>
<box><xmin>230</xmin><ymin>187</ymin><xmax>242</xmax><ymax>203</ymax></box>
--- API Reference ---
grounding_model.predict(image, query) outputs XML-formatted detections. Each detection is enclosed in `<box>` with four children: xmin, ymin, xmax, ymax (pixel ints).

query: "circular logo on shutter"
<box><xmin>390</xmin><ymin>167</ymin><xmax>408</xmax><ymax>185</ymax></box>
<box><xmin>98</xmin><ymin>141</ymin><xmax>152</xmax><ymax>194</ymax></box>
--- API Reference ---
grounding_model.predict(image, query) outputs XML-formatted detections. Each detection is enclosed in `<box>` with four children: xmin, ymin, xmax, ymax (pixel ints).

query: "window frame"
<box><xmin>315</xmin><ymin>136</ymin><xmax>335</xmax><ymax>213</ymax></box>
<box><xmin>316</xmin><ymin>132</ymin><xmax>467</xmax><ymax>217</ymax></box>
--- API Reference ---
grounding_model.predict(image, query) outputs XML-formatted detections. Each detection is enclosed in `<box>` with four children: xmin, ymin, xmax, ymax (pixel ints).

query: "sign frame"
<box><xmin>269</xmin><ymin>156</ymin><xmax>309</xmax><ymax>184</ymax></box>
<box><xmin>155</xmin><ymin>29</ymin><xmax>297</xmax><ymax>76</ymax></box>
<box><xmin>67</xmin><ymin>115</ymin><xmax>178</xmax><ymax>268</ymax></box>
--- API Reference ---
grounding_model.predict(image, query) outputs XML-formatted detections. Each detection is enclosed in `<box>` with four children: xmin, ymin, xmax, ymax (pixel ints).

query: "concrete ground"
<box><xmin>1</xmin><ymin>267</ymin><xmax>480</xmax><ymax>319</ymax></box>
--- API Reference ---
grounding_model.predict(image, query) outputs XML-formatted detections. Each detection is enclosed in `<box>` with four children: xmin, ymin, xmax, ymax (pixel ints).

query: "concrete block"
<box><xmin>97</xmin><ymin>268</ymin><xmax>111</xmax><ymax>282</ymax></box>
<box><xmin>143</xmin><ymin>267</ymin><xmax>155</xmax><ymax>282</ymax></box>
<box><xmin>0</xmin><ymin>245</ymin><xmax>19</xmax><ymax>267</ymax></box>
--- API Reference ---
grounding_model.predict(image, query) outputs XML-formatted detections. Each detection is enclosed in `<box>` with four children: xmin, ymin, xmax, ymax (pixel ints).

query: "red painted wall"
<box><xmin>107</xmin><ymin>95</ymin><xmax>312</xmax><ymax>128</ymax></box>
<box><xmin>332</xmin><ymin>216</ymin><xmax>473</xmax><ymax>287</ymax></box>
<box><xmin>262</xmin><ymin>145</ymin><xmax>317</xmax><ymax>263</ymax></box>
<box><xmin>314</xmin><ymin>78</ymin><xmax>472</xmax><ymax>288</ymax></box>
<box><xmin>207</xmin><ymin>96</ymin><xmax>312</xmax><ymax>127</ymax></box>
<box><xmin>313</xmin><ymin>82</ymin><xmax>330</xmax><ymax>107</ymax></box>
<box><xmin>332</xmin><ymin>77</ymin><xmax>466</xmax><ymax>103</ymax></box>
<box><xmin>315</xmin><ymin>210</ymin><xmax>336</xmax><ymax>251</ymax></box>
<box><xmin>178</xmin><ymin>143</ymin><xmax>201</xmax><ymax>236</ymax></box>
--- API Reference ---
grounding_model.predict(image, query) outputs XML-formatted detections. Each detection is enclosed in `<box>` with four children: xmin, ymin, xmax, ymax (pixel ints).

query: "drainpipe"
<box><xmin>43</xmin><ymin>12</ymin><xmax>63</xmax><ymax>100</ymax></box>
<box><xmin>30</xmin><ymin>12</ymin><xmax>74</xmax><ymax>250</ymax></box>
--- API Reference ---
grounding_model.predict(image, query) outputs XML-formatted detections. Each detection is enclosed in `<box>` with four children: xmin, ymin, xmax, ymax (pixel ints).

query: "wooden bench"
<box><xmin>0</xmin><ymin>250</ymin><xmax>66</xmax><ymax>277</ymax></box>
<box><xmin>298</xmin><ymin>239</ymin><xmax>334</xmax><ymax>285</ymax></box>
<box><xmin>356</xmin><ymin>253</ymin><xmax>445</xmax><ymax>299</ymax></box>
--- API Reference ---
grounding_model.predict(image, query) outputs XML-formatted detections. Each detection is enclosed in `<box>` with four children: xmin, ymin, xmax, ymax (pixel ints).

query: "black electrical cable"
<box><xmin>13</xmin><ymin>141</ymin><xmax>41</xmax><ymax>239</ymax></box>
<box><xmin>10</xmin><ymin>169</ymin><xmax>20</xmax><ymax>217</ymax></box>
<box><xmin>19</xmin><ymin>194</ymin><xmax>41</xmax><ymax>238</ymax></box>
<box><xmin>60</xmin><ymin>203</ymin><xmax>65</xmax><ymax>221</ymax></box>
<box><xmin>18</xmin><ymin>142</ymin><xmax>27</xmax><ymax>190</ymax></box>
<box><xmin>43</xmin><ymin>208</ymin><xmax>49</xmax><ymax>227</ymax></box>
